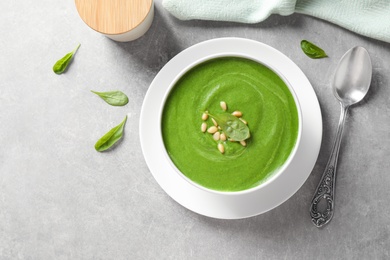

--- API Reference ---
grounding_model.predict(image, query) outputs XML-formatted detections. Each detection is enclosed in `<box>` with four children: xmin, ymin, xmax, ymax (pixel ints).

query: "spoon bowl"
<box><xmin>333</xmin><ymin>47</ymin><xmax>372</xmax><ymax>106</ymax></box>
<box><xmin>310</xmin><ymin>46</ymin><xmax>372</xmax><ymax>227</ymax></box>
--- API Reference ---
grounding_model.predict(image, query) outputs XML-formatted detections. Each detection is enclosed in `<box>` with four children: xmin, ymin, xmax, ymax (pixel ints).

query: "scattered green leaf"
<box><xmin>91</xmin><ymin>90</ymin><xmax>129</xmax><ymax>106</ymax></box>
<box><xmin>53</xmin><ymin>43</ymin><xmax>81</xmax><ymax>74</ymax></box>
<box><xmin>95</xmin><ymin>115</ymin><xmax>127</xmax><ymax>152</ymax></box>
<box><xmin>207</xmin><ymin>113</ymin><xmax>250</xmax><ymax>141</ymax></box>
<box><xmin>300</xmin><ymin>40</ymin><xmax>328</xmax><ymax>59</ymax></box>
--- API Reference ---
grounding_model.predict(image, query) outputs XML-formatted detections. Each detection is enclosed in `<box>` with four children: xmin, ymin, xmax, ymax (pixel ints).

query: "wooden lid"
<box><xmin>75</xmin><ymin>0</ymin><xmax>153</xmax><ymax>35</ymax></box>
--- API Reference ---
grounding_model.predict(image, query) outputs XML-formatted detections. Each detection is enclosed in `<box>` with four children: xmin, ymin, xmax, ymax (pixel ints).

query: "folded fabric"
<box><xmin>162</xmin><ymin>0</ymin><xmax>390</xmax><ymax>43</ymax></box>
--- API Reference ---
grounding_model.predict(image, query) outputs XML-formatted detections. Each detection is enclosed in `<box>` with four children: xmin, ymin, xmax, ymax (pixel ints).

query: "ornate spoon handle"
<box><xmin>310</xmin><ymin>105</ymin><xmax>349</xmax><ymax>228</ymax></box>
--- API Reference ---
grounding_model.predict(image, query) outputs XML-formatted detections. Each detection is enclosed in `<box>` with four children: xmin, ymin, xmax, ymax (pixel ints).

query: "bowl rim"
<box><xmin>158</xmin><ymin>53</ymin><xmax>303</xmax><ymax>195</ymax></box>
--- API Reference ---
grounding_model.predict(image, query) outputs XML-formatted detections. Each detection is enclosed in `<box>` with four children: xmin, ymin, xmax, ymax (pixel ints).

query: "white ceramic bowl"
<box><xmin>159</xmin><ymin>53</ymin><xmax>303</xmax><ymax>195</ymax></box>
<box><xmin>140</xmin><ymin>38</ymin><xmax>322</xmax><ymax>219</ymax></box>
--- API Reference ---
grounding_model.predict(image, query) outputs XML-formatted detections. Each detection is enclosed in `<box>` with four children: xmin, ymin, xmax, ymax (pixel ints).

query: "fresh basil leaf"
<box><xmin>91</xmin><ymin>90</ymin><xmax>129</xmax><ymax>106</ymax></box>
<box><xmin>53</xmin><ymin>43</ymin><xmax>80</xmax><ymax>74</ymax></box>
<box><xmin>209</xmin><ymin>113</ymin><xmax>250</xmax><ymax>141</ymax></box>
<box><xmin>95</xmin><ymin>115</ymin><xmax>127</xmax><ymax>152</ymax></box>
<box><xmin>300</xmin><ymin>40</ymin><xmax>328</xmax><ymax>59</ymax></box>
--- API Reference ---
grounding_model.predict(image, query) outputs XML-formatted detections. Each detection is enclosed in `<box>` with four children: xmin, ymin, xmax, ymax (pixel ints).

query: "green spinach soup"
<box><xmin>162</xmin><ymin>57</ymin><xmax>299</xmax><ymax>192</ymax></box>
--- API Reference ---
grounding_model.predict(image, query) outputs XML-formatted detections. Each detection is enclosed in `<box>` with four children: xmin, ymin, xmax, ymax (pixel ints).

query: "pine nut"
<box><xmin>202</xmin><ymin>113</ymin><xmax>208</xmax><ymax>121</ymax></box>
<box><xmin>213</xmin><ymin>132</ymin><xmax>220</xmax><ymax>141</ymax></box>
<box><xmin>232</xmin><ymin>111</ymin><xmax>242</xmax><ymax>117</ymax></box>
<box><xmin>218</xmin><ymin>143</ymin><xmax>225</xmax><ymax>154</ymax></box>
<box><xmin>220</xmin><ymin>133</ymin><xmax>227</xmax><ymax>141</ymax></box>
<box><xmin>220</xmin><ymin>101</ymin><xmax>227</xmax><ymax>111</ymax></box>
<box><xmin>239</xmin><ymin>118</ymin><xmax>247</xmax><ymax>124</ymax></box>
<box><xmin>240</xmin><ymin>140</ymin><xmax>247</xmax><ymax>147</ymax></box>
<box><xmin>201</xmin><ymin>123</ymin><xmax>207</xmax><ymax>132</ymax></box>
<box><xmin>211</xmin><ymin>118</ymin><xmax>218</xmax><ymax>126</ymax></box>
<box><xmin>207</xmin><ymin>126</ymin><xmax>218</xmax><ymax>134</ymax></box>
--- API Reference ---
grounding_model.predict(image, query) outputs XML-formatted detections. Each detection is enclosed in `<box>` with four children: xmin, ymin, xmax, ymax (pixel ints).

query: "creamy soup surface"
<box><xmin>162</xmin><ymin>57</ymin><xmax>299</xmax><ymax>192</ymax></box>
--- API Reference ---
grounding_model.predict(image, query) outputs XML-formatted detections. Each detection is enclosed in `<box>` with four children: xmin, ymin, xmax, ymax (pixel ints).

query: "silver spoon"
<box><xmin>310</xmin><ymin>46</ymin><xmax>372</xmax><ymax>228</ymax></box>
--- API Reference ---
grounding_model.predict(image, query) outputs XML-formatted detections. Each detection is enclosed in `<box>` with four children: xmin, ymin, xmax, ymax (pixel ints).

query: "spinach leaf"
<box><xmin>208</xmin><ymin>113</ymin><xmax>250</xmax><ymax>141</ymax></box>
<box><xmin>53</xmin><ymin>43</ymin><xmax>80</xmax><ymax>74</ymax></box>
<box><xmin>95</xmin><ymin>115</ymin><xmax>127</xmax><ymax>152</ymax></box>
<box><xmin>300</xmin><ymin>40</ymin><xmax>328</xmax><ymax>59</ymax></box>
<box><xmin>91</xmin><ymin>90</ymin><xmax>129</xmax><ymax>106</ymax></box>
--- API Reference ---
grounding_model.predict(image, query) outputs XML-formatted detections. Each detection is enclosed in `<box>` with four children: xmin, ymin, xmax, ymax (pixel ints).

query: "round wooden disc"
<box><xmin>75</xmin><ymin>0</ymin><xmax>153</xmax><ymax>35</ymax></box>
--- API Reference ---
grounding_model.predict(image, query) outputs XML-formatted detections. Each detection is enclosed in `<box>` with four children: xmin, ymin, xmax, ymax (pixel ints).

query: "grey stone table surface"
<box><xmin>1</xmin><ymin>1</ymin><xmax>390</xmax><ymax>259</ymax></box>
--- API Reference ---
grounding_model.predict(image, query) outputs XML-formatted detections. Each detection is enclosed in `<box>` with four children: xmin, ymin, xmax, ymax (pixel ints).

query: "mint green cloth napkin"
<box><xmin>162</xmin><ymin>0</ymin><xmax>390</xmax><ymax>43</ymax></box>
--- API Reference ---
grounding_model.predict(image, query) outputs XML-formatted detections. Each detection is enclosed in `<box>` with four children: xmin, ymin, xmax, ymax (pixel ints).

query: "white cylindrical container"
<box><xmin>75</xmin><ymin>0</ymin><xmax>154</xmax><ymax>42</ymax></box>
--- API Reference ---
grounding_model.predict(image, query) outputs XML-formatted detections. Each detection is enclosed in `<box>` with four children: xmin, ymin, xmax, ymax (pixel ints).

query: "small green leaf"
<box><xmin>53</xmin><ymin>43</ymin><xmax>81</xmax><ymax>74</ymax></box>
<box><xmin>95</xmin><ymin>115</ymin><xmax>127</xmax><ymax>152</ymax></box>
<box><xmin>300</xmin><ymin>40</ymin><xmax>328</xmax><ymax>59</ymax></box>
<box><xmin>208</xmin><ymin>113</ymin><xmax>250</xmax><ymax>141</ymax></box>
<box><xmin>91</xmin><ymin>90</ymin><xmax>129</xmax><ymax>106</ymax></box>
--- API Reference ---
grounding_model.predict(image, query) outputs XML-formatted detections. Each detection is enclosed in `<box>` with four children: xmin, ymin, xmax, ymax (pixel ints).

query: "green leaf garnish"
<box><xmin>91</xmin><ymin>90</ymin><xmax>129</xmax><ymax>106</ymax></box>
<box><xmin>95</xmin><ymin>115</ymin><xmax>127</xmax><ymax>152</ymax></box>
<box><xmin>300</xmin><ymin>40</ymin><xmax>328</xmax><ymax>59</ymax></box>
<box><xmin>208</xmin><ymin>113</ymin><xmax>250</xmax><ymax>141</ymax></box>
<box><xmin>53</xmin><ymin>43</ymin><xmax>81</xmax><ymax>74</ymax></box>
